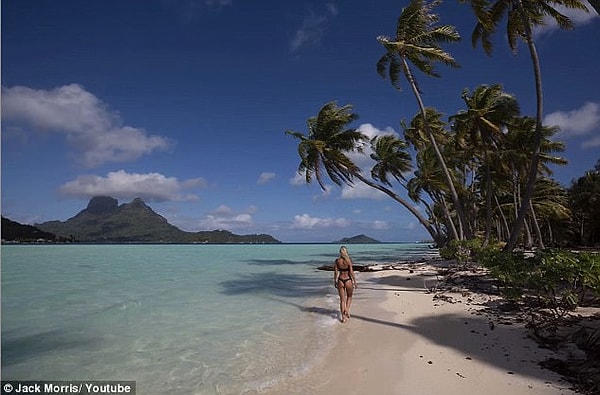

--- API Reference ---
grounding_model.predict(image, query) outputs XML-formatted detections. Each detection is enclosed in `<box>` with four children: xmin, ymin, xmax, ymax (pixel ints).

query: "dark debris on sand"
<box><xmin>427</xmin><ymin>262</ymin><xmax>600</xmax><ymax>395</ymax></box>
<box><xmin>347</xmin><ymin>259</ymin><xmax>600</xmax><ymax>395</ymax></box>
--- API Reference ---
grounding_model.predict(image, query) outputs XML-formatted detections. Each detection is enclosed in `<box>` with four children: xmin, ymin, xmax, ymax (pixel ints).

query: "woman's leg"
<box><xmin>344</xmin><ymin>282</ymin><xmax>354</xmax><ymax>319</ymax></box>
<box><xmin>337</xmin><ymin>281</ymin><xmax>347</xmax><ymax>322</ymax></box>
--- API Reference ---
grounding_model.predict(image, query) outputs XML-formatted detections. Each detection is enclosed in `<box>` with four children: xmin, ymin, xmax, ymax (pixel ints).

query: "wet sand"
<box><xmin>265</xmin><ymin>263</ymin><xmax>576</xmax><ymax>395</ymax></box>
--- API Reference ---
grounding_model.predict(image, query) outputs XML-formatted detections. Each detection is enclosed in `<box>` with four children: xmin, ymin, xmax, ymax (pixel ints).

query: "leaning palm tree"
<box><xmin>466</xmin><ymin>0</ymin><xmax>590</xmax><ymax>251</ymax></box>
<box><xmin>285</xmin><ymin>101</ymin><xmax>366</xmax><ymax>190</ymax></box>
<box><xmin>370</xmin><ymin>134</ymin><xmax>413</xmax><ymax>186</ymax></box>
<box><xmin>403</xmin><ymin>108</ymin><xmax>462</xmax><ymax>239</ymax></box>
<box><xmin>450</xmin><ymin>84</ymin><xmax>520</xmax><ymax>244</ymax></box>
<box><xmin>286</xmin><ymin>101</ymin><xmax>444</xmax><ymax>245</ymax></box>
<box><xmin>408</xmin><ymin>147</ymin><xmax>460</xmax><ymax>241</ymax></box>
<box><xmin>376</xmin><ymin>0</ymin><xmax>465</xmax><ymax>239</ymax></box>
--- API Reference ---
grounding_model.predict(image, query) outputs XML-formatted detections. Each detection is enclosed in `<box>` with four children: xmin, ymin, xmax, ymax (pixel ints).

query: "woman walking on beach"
<box><xmin>334</xmin><ymin>246</ymin><xmax>356</xmax><ymax>322</ymax></box>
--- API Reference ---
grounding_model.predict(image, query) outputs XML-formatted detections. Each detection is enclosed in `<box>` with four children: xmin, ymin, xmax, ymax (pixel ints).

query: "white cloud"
<box><xmin>289</xmin><ymin>172</ymin><xmax>306</xmax><ymax>186</ymax></box>
<box><xmin>289</xmin><ymin>171</ymin><xmax>333</xmax><ymax>199</ymax></box>
<box><xmin>59</xmin><ymin>170</ymin><xmax>205</xmax><ymax>202</ymax></box>
<box><xmin>290</xmin><ymin>4</ymin><xmax>339</xmax><ymax>52</ymax></box>
<box><xmin>582</xmin><ymin>135</ymin><xmax>600</xmax><ymax>148</ymax></box>
<box><xmin>372</xmin><ymin>220</ymin><xmax>390</xmax><ymax>230</ymax></box>
<box><xmin>1</xmin><ymin>84</ymin><xmax>173</xmax><ymax>167</ymax></box>
<box><xmin>340</xmin><ymin>123</ymin><xmax>401</xmax><ymax>200</ymax></box>
<box><xmin>313</xmin><ymin>184</ymin><xmax>334</xmax><ymax>201</ymax></box>
<box><xmin>291</xmin><ymin>213</ymin><xmax>349</xmax><ymax>229</ymax></box>
<box><xmin>199</xmin><ymin>205</ymin><xmax>255</xmax><ymax>230</ymax></box>
<box><xmin>544</xmin><ymin>102</ymin><xmax>600</xmax><ymax>148</ymax></box>
<box><xmin>289</xmin><ymin>123</ymin><xmax>402</xmax><ymax>200</ymax></box>
<box><xmin>405</xmin><ymin>222</ymin><xmax>418</xmax><ymax>230</ymax></box>
<box><xmin>535</xmin><ymin>2</ymin><xmax>599</xmax><ymax>36</ymax></box>
<box><xmin>257</xmin><ymin>172</ymin><xmax>276</xmax><ymax>185</ymax></box>
<box><xmin>350</xmin><ymin>123</ymin><xmax>399</xmax><ymax>169</ymax></box>
<box><xmin>341</xmin><ymin>182</ymin><xmax>387</xmax><ymax>200</ymax></box>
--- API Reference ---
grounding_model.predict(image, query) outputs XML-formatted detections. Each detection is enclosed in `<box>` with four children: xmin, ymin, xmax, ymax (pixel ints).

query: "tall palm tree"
<box><xmin>286</xmin><ymin>101</ymin><xmax>444</xmax><ymax>245</ymax></box>
<box><xmin>408</xmin><ymin>147</ymin><xmax>459</xmax><ymax>241</ymax></box>
<box><xmin>450</xmin><ymin>84</ymin><xmax>520</xmax><ymax>244</ymax></box>
<box><xmin>501</xmin><ymin>116</ymin><xmax>568</xmax><ymax>246</ymax></box>
<box><xmin>376</xmin><ymin>0</ymin><xmax>466</xmax><ymax>239</ymax></box>
<box><xmin>466</xmin><ymin>0</ymin><xmax>590</xmax><ymax>251</ymax></box>
<box><xmin>404</xmin><ymin>108</ymin><xmax>462</xmax><ymax>240</ymax></box>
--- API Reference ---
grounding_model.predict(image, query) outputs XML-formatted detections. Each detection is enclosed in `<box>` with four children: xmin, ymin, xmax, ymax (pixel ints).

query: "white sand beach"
<box><xmin>265</xmin><ymin>262</ymin><xmax>577</xmax><ymax>395</ymax></box>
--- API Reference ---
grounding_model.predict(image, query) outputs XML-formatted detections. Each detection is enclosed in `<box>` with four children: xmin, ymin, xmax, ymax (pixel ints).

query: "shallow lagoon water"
<box><xmin>1</xmin><ymin>243</ymin><xmax>437</xmax><ymax>394</ymax></box>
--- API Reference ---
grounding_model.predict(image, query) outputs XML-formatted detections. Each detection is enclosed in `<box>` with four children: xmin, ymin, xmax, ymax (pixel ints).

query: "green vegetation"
<box><xmin>337</xmin><ymin>234</ymin><xmax>381</xmax><ymax>244</ymax></box>
<box><xmin>10</xmin><ymin>196</ymin><xmax>281</xmax><ymax>244</ymax></box>
<box><xmin>478</xmin><ymin>249</ymin><xmax>600</xmax><ymax>317</ymax></box>
<box><xmin>286</xmin><ymin>0</ymin><xmax>597</xmax><ymax>251</ymax></box>
<box><xmin>1</xmin><ymin>217</ymin><xmax>70</xmax><ymax>243</ymax></box>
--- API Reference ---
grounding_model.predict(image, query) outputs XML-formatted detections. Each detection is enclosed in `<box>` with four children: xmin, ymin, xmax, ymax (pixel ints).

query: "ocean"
<box><xmin>1</xmin><ymin>243</ymin><xmax>438</xmax><ymax>394</ymax></box>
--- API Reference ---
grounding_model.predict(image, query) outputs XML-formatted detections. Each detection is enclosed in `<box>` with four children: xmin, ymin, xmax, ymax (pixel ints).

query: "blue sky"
<box><xmin>2</xmin><ymin>1</ymin><xmax>599</xmax><ymax>242</ymax></box>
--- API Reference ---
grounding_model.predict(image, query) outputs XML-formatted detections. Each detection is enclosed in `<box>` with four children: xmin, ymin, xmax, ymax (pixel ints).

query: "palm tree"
<box><xmin>531</xmin><ymin>177</ymin><xmax>571</xmax><ymax>246</ymax></box>
<box><xmin>286</xmin><ymin>101</ymin><xmax>445</xmax><ymax>245</ymax></box>
<box><xmin>450</xmin><ymin>84</ymin><xmax>520</xmax><ymax>244</ymax></box>
<box><xmin>408</xmin><ymin>147</ymin><xmax>459</xmax><ymax>241</ymax></box>
<box><xmin>501</xmin><ymin>116</ymin><xmax>568</xmax><ymax>247</ymax></box>
<box><xmin>370</xmin><ymin>134</ymin><xmax>413</xmax><ymax>186</ymax></box>
<box><xmin>569</xmin><ymin>164</ymin><xmax>600</xmax><ymax>245</ymax></box>
<box><xmin>466</xmin><ymin>0</ymin><xmax>590</xmax><ymax>251</ymax></box>
<box><xmin>376</xmin><ymin>0</ymin><xmax>466</xmax><ymax>239</ymax></box>
<box><xmin>285</xmin><ymin>101</ymin><xmax>366</xmax><ymax>190</ymax></box>
<box><xmin>403</xmin><ymin>108</ymin><xmax>463</xmax><ymax>240</ymax></box>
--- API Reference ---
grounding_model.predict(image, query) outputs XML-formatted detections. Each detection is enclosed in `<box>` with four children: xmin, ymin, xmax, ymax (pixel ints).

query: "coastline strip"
<box><xmin>265</xmin><ymin>265</ymin><xmax>576</xmax><ymax>395</ymax></box>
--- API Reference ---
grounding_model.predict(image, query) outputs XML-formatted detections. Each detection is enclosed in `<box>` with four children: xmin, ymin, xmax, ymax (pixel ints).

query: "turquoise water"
<box><xmin>1</xmin><ymin>243</ymin><xmax>437</xmax><ymax>394</ymax></box>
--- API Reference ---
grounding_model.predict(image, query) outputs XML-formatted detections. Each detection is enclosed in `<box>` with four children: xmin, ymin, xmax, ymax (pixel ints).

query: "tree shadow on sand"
<box><xmin>1</xmin><ymin>328</ymin><xmax>97</xmax><ymax>367</ymax></box>
<box><xmin>220</xmin><ymin>271</ymin><xmax>330</xmax><ymax>298</ymax></box>
<box><xmin>220</xmin><ymin>269</ymin><xmax>569</xmax><ymax>387</ymax></box>
<box><xmin>245</xmin><ymin>259</ymin><xmax>323</xmax><ymax>267</ymax></box>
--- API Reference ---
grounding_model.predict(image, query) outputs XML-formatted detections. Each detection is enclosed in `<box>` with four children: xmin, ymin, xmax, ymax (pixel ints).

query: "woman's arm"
<box><xmin>333</xmin><ymin>259</ymin><xmax>338</xmax><ymax>288</ymax></box>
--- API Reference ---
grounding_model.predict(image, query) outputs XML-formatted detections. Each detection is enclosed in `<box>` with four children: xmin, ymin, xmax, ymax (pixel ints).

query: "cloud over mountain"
<box><xmin>1</xmin><ymin>84</ymin><xmax>173</xmax><ymax>167</ymax></box>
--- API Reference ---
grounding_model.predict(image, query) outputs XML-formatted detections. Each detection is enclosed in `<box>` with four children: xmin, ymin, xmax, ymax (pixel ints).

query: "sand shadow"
<box><xmin>220</xmin><ymin>271</ymin><xmax>330</xmax><ymax>298</ymax></box>
<box><xmin>352</xmin><ymin>310</ymin><xmax>559</xmax><ymax>384</ymax></box>
<box><xmin>220</xmin><ymin>269</ymin><xmax>566</xmax><ymax>386</ymax></box>
<box><xmin>246</xmin><ymin>259</ymin><xmax>323</xmax><ymax>267</ymax></box>
<box><xmin>1</xmin><ymin>328</ymin><xmax>96</xmax><ymax>367</ymax></box>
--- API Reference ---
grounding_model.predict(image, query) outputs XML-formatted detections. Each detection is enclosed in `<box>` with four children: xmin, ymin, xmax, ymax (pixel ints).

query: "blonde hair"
<box><xmin>339</xmin><ymin>246</ymin><xmax>351</xmax><ymax>261</ymax></box>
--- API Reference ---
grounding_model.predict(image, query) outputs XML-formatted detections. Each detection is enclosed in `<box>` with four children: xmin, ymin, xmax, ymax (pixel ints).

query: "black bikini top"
<box><xmin>337</xmin><ymin>258</ymin><xmax>350</xmax><ymax>272</ymax></box>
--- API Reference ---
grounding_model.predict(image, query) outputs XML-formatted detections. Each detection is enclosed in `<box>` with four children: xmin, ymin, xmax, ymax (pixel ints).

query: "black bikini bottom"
<box><xmin>338</xmin><ymin>277</ymin><xmax>352</xmax><ymax>285</ymax></box>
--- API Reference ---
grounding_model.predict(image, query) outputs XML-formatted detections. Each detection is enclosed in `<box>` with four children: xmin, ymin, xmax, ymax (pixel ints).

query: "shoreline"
<box><xmin>265</xmin><ymin>262</ymin><xmax>578</xmax><ymax>395</ymax></box>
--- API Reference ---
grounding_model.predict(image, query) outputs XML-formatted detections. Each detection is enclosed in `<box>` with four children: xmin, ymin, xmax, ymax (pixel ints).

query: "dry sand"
<box><xmin>265</xmin><ymin>263</ymin><xmax>577</xmax><ymax>395</ymax></box>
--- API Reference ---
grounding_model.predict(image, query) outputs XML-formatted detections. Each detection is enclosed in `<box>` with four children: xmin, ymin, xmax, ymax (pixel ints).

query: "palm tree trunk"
<box><xmin>529</xmin><ymin>200</ymin><xmax>545</xmax><ymax>249</ymax></box>
<box><xmin>484</xmin><ymin>161</ymin><xmax>493</xmax><ymax>246</ymax></box>
<box><xmin>524</xmin><ymin>217</ymin><xmax>533</xmax><ymax>249</ymax></box>
<box><xmin>494</xmin><ymin>194</ymin><xmax>511</xmax><ymax>240</ymax></box>
<box><xmin>505</xmin><ymin>0</ymin><xmax>544</xmax><ymax>251</ymax></box>
<box><xmin>547</xmin><ymin>220</ymin><xmax>554</xmax><ymax>246</ymax></box>
<box><xmin>354</xmin><ymin>173</ymin><xmax>444</xmax><ymax>245</ymax></box>
<box><xmin>401</xmin><ymin>56</ymin><xmax>467</xmax><ymax>240</ymax></box>
<box><xmin>436</xmin><ymin>191</ymin><xmax>459</xmax><ymax>241</ymax></box>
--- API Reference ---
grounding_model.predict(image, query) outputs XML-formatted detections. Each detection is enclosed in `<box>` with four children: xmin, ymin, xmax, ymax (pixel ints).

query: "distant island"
<box><xmin>2</xmin><ymin>217</ymin><xmax>71</xmax><ymax>243</ymax></box>
<box><xmin>336</xmin><ymin>234</ymin><xmax>380</xmax><ymax>244</ymax></box>
<box><xmin>2</xmin><ymin>196</ymin><xmax>280</xmax><ymax>244</ymax></box>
